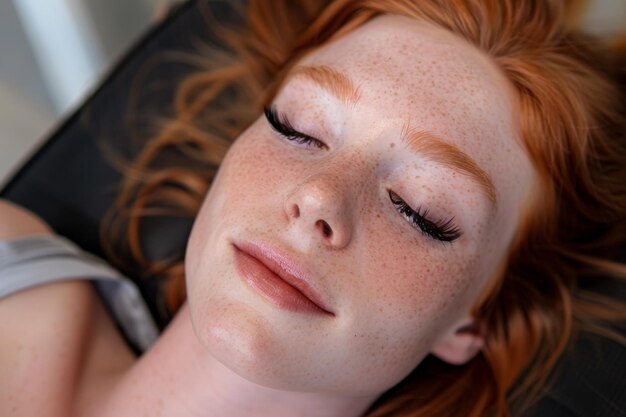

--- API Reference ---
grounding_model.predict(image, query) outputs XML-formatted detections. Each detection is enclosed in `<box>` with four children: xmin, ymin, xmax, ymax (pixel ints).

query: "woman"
<box><xmin>1</xmin><ymin>0</ymin><xmax>625</xmax><ymax>416</ymax></box>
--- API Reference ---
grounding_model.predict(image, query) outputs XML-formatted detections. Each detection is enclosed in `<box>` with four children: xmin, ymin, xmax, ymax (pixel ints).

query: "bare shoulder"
<box><xmin>0</xmin><ymin>199</ymin><xmax>96</xmax><ymax>416</ymax></box>
<box><xmin>0</xmin><ymin>199</ymin><xmax>55</xmax><ymax>238</ymax></box>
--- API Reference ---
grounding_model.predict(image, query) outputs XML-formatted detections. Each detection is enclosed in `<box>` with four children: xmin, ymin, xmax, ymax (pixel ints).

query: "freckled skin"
<box><xmin>185</xmin><ymin>15</ymin><xmax>536</xmax><ymax>396</ymax></box>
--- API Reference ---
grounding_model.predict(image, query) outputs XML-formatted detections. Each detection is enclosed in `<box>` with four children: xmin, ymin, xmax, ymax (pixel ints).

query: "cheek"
<box><xmin>345</xmin><ymin>219</ymin><xmax>482</xmax><ymax>357</ymax></box>
<box><xmin>218</xmin><ymin>125</ymin><xmax>298</xmax><ymax>196</ymax></box>
<box><xmin>359</xmin><ymin>214</ymin><xmax>478</xmax><ymax>315</ymax></box>
<box><xmin>318</xmin><ymin>228</ymin><xmax>483</xmax><ymax>393</ymax></box>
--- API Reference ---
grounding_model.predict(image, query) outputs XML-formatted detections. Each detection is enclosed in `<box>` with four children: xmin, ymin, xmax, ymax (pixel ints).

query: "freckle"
<box><xmin>389</xmin><ymin>142</ymin><xmax>395</xmax><ymax>148</ymax></box>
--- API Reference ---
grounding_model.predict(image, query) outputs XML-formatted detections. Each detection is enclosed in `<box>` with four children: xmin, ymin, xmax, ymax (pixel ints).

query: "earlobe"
<box><xmin>430</xmin><ymin>317</ymin><xmax>486</xmax><ymax>365</ymax></box>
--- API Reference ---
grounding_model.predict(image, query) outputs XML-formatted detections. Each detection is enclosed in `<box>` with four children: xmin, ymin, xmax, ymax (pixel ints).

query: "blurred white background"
<box><xmin>0</xmin><ymin>0</ymin><xmax>180</xmax><ymax>188</ymax></box>
<box><xmin>0</xmin><ymin>0</ymin><xmax>624</xmax><ymax>189</ymax></box>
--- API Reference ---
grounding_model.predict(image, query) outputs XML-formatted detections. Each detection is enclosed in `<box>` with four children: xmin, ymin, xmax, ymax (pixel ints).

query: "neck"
<box><xmin>91</xmin><ymin>302</ymin><xmax>379</xmax><ymax>417</ymax></box>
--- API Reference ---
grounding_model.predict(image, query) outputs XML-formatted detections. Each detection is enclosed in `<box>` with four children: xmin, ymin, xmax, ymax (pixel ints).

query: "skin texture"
<box><xmin>83</xmin><ymin>14</ymin><xmax>537</xmax><ymax>417</ymax></box>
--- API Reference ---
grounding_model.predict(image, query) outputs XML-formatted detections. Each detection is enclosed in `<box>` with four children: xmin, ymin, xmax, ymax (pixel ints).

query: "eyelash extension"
<box><xmin>263</xmin><ymin>106</ymin><xmax>327</xmax><ymax>150</ymax></box>
<box><xmin>388</xmin><ymin>190</ymin><xmax>462</xmax><ymax>243</ymax></box>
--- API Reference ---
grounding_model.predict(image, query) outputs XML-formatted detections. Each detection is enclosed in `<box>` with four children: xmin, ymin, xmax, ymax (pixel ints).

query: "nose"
<box><xmin>284</xmin><ymin>174</ymin><xmax>353</xmax><ymax>249</ymax></box>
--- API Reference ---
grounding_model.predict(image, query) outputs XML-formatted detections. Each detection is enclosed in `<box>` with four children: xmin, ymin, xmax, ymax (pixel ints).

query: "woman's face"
<box><xmin>185</xmin><ymin>14</ymin><xmax>536</xmax><ymax>396</ymax></box>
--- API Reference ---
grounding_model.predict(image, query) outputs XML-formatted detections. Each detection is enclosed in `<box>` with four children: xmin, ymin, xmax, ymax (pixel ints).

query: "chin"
<box><xmin>195</xmin><ymin>299</ymin><xmax>314</xmax><ymax>390</ymax></box>
<box><xmin>193</xmin><ymin>304</ymin><xmax>403</xmax><ymax>396</ymax></box>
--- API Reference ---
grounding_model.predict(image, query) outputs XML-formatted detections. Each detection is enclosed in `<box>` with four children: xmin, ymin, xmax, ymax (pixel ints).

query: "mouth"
<box><xmin>232</xmin><ymin>241</ymin><xmax>335</xmax><ymax>317</ymax></box>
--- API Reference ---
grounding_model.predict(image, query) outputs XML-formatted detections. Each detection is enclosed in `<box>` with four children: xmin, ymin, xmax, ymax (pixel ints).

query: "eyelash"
<box><xmin>388</xmin><ymin>190</ymin><xmax>462</xmax><ymax>243</ymax></box>
<box><xmin>264</xmin><ymin>106</ymin><xmax>327</xmax><ymax>150</ymax></box>
<box><xmin>264</xmin><ymin>105</ymin><xmax>462</xmax><ymax>243</ymax></box>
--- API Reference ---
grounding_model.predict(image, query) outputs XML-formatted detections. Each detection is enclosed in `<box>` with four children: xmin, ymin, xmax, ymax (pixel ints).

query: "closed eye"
<box><xmin>388</xmin><ymin>190</ymin><xmax>462</xmax><ymax>243</ymax></box>
<box><xmin>264</xmin><ymin>106</ymin><xmax>328</xmax><ymax>150</ymax></box>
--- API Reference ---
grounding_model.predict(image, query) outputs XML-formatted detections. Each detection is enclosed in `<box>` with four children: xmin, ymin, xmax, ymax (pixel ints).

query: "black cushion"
<box><xmin>1</xmin><ymin>1</ymin><xmax>624</xmax><ymax>415</ymax></box>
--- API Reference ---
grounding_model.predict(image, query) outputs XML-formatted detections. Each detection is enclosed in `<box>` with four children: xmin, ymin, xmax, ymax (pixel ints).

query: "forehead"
<box><xmin>302</xmin><ymin>16</ymin><xmax>528</xmax><ymax>170</ymax></box>
<box><xmin>299</xmin><ymin>15</ymin><xmax>518</xmax><ymax>163</ymax></box>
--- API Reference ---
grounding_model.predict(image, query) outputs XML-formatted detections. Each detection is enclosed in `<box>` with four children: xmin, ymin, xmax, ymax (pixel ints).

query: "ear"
<box><xmin>430</xmin><ymin>316</ymin><xmax>486</xmax><ymax>365</ymax></box>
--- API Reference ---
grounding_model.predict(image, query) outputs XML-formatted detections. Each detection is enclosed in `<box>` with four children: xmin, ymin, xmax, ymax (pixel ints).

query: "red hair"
<box><xmin>101</xmin><ymin>1</ymin><xmax>626</xmax><ymax>415</ymax></box>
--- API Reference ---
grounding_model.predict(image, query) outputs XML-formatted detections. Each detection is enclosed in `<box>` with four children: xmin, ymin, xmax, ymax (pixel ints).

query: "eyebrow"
<box><xmin>402</xmin><ymin>127</ymin><xmax>498</xmax><ymax>208</ymax></box>
<box><xmin>286</xmin><ymin>64</ymin><xmax>497</xmax><ymax>208</ymax></box>
<box><xmin>287</xmin><ymin>65</ymin><xmax>361</xmax><ymax>105</ymax></box>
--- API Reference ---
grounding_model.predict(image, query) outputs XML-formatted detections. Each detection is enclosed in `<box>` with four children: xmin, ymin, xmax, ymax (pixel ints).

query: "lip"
<box><xmin>232</xmin><ymin>240</ymin><xmax>335</xmax><ymax>316</ymax></box>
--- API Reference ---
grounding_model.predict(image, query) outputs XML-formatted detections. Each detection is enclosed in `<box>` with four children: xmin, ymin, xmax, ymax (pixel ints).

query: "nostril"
<box><xmin>317</xmin><ymin>220</ymin><xmax>333</xmax><ymax>238</ymax></box>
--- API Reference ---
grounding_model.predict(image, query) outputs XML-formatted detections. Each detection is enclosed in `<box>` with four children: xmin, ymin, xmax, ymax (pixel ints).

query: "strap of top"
<box><xmin>0</xmin><ymin>234</ymin><xmax>159</xmax><ymax>352</ymax></box>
